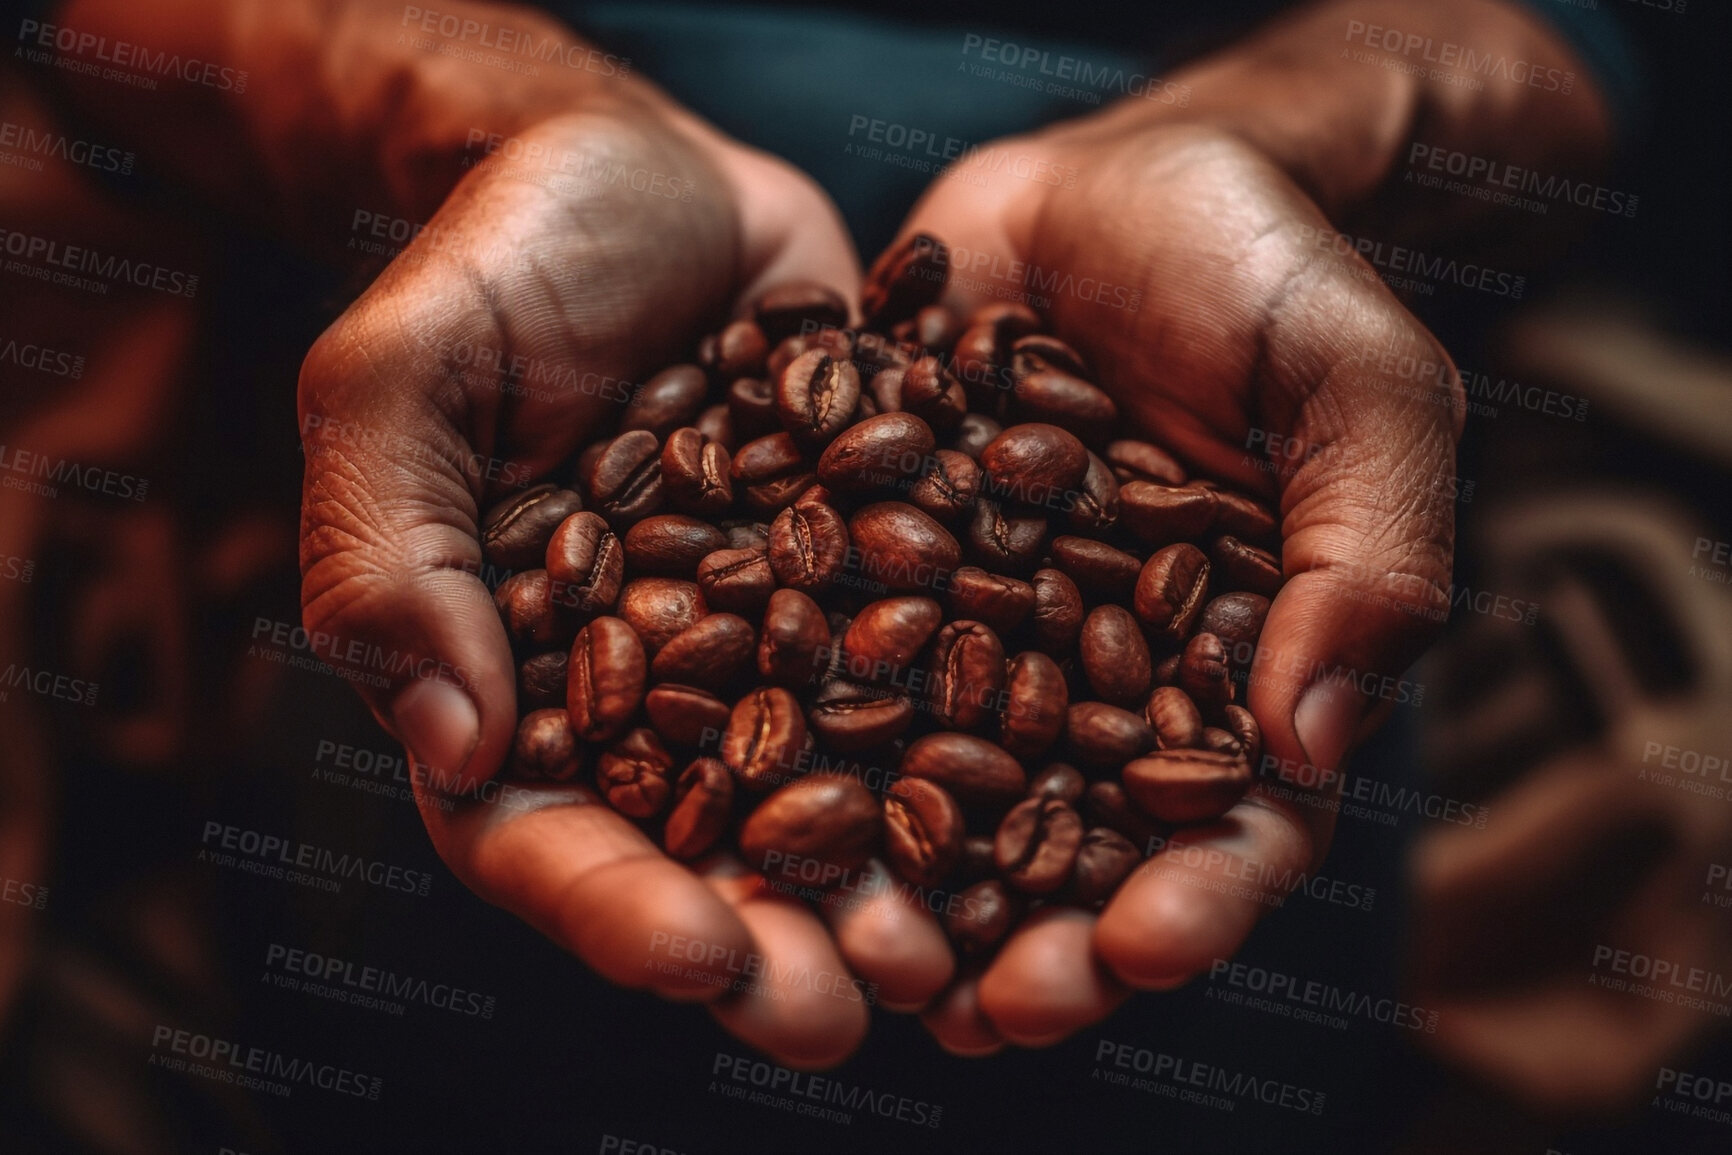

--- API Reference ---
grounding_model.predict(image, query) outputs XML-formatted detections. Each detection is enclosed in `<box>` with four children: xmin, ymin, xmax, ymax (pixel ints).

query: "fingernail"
<box><xmin>1294</xmin><ymin>680</ymin><xmax>1366</xmax><ymax>773</ymax></box>
<box><xmin>391</xmin><ymin>679</ymin><xmax>478</xmax><ymax>788</ymax></box>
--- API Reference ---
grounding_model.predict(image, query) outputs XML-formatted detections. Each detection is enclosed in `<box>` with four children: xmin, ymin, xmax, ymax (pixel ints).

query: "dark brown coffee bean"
<box><xmin>1084</xmin><ymin>780</ymin><xmax>1168</xmax><ymax>848</ymax></box>
<box><xmin>995</xmin><ymin>796</ymin><xmax>1083</xmax><ymax>894</ymax></box>
<box><xmin>1222</xmin><ymin>705</ymin><xmax>1262</xmax><ymax>769</ymax></box>
<box><xmin>1119</xmin><ymin>482</ymin><xmax>1218</xmax><ymax>546</ymax></box>
<box><xmin>1027</xmin><ymin>762</ymin><xmax>1086</xmax><ymax>805</ymax></box>
<box><xmin>848</xmin><ymin>503</ymin><xmax>961</xmax><ymax>593</ymax></box>
<box><xmin>952</xmin><ymin>412</ymin><xmax>1003</xmax><ymax>459</ymax></box>
<box><xmin>1029</xmin><ymin>568</ymin><xmax>1084</xmax><ymax>655</ymax></box>
<box><xmin>927</xmin><ymin>621</ymin><xmax>1006</xmax><ymax>730</ymax></box>
<box><xmin>947</xmin><ymin>879</ymin><xmax>1020</xmax><ymax>954</ymax></box>
<box><xmin>586</xmin><ymin>431</ymin><xmax>664</xmax><ymax>527</ymax></box>
<box><xmin>966</xmin><ymin>498</ymin><xmax>1046</xmax><ymax>574</ymax></box>
<box><xmin>621</xmin><ymin>364</ymin><xmax>707</xmax><ymax>439</ymax></box>
<box><xmin>567</xmin><ymin>616</ymin><xmax>646</xmax><ymax>742</ymax></box>
<box><xmin>901</xmin><ymin>733</ymin><xmax>1026</xmax><ymax>807</ymax></box>
<box><xmin>660</xmin><ymin>428</ymin><xmax>734</xmax><ymax>516</ymax></box>
<box><xmin>723</xmin><ymin>687</ymin><xmax>808</xmax><ymax>793</ymax></box>
<box><xmin>817</xmin><ymin>413</ymin><xmax>936</xmax><ymax>495</ymax></box>
<box><xmin>757</xmin><ymin>588</ymin><xmax>829</xmax><ymax>686</ymax></box>
<box><xmin>1069</xmin><ymin>452</ymin><xmax>1120</xmax><ymax>532</ymax></box>
<box><xmin>1010</xmin><ymin>368</ymin><xmax>1116</xmax><ymax>443</ymax></box>
<box><xmin>1212</xmin><ymin>535</ymin><xmax>1284</xmax><ymax>597</ymax></box>
<box><xmin>546</xmin><ymin>511</ymin><xmax>625</xmax><ymax>617</ymax></box>
<box><xmin>495</xmin><ymin>569</ymin><xmax>569</xmax><ymax>650</ymax></box>
<box><xmin>1123</xmin><ymin>749</ymin><xmax>1252</xmax><ymax>823</ymax></box>
<box><xmin>809</xmin><ymin>681</ymin><xmax>914</xmax><ymax>751</ymax></box>
<box><xmin>709</xmin><ymin>319</ymin><xmax>770</xmax><ymax>380</ymax></box>
<box><xmin>1178</xmin><ymin>632</ymin><xmax>1235</xmax><ymax>713</ymax></box>
<box><xmin>754</xmin><ymin>282</ymin><xmax>848</xmax><ymax>343</ymax></box>
<box><xmin>959</xmin><ymin>835</ymin><xmax>999</xmax><ymax>882</ymax></box>
<box><xmin>767</xmin><ymin>501</ymin><xmax>849</xmax><ymax>592</ymax></box>
<box><xmin>869</xmin><ymin>364</ymin><xmax>905</xmax><ymax>413</ymax></box>
<box><xmin>616</xmin><ymin>578</ymin><xmax>705</xmax><ymax>655</ymax></box>
<box><xmin>576</xmin><ymin>441</ymin><xmax>609</xmax><ymax>492</ymax></box>
<box><xmin>1080</xmin><ymin>605</ymin><xmax>1152</xmax><ymax>707</ymax></box>
<box><xmin>482</xmin><ymin>484</ymin><xmax>585</xmax><ymax>570</ymax></box>
<box><xmin>1068</xmin><ymin>827</ymin><xmax>1139</xmax><ymax>906</ymax></box>
<box><xmin>622</xmin><ymin>514</ymin><xmax>727</xmax><ymax>578</ymax></box>
<box><xmin>1212</xmin><ymin>490</ymin><xmax>1278</xmax><ymax>541</ymax></box>
<box><xmin>663</xmin><ymin>757</ymin><xmax>734</xmax><ymax>859</ymax></box>
<box><xmin>945</xmin><ymin>567</ymin><xmax>1035</xmax><ymax>634</ymax></box>
<box><xmin>1105</xmin><ymin>440</ymin><xmax>1187</xmax><ymax>486</ymax></box>
<box><xmin>731</xmin><ymin>432</ymin><xmax>815</xmax><ymax>514</ymax></box>
<box><xmin>840</xmin><ymin>596</ymin><xmax>942</xmax><ymax>682</ymax></box>
<box><xmin>1200</xmin><ymin>726</ymin><xmax>1243</xmax><ymax>755</ymax></box>
<box><xmin>776</xmin><ymin>349</ymin><xmax>861</xmax><ymax>448</ymax></box>
<box><xmin>652</xmin><ymin>613</ymin><xmax>756</xmax><ymax>691</ymax></box>
<box><xmin>517</xmin><ymin>650</ymin><xmax>568</xmax><ymax>711</ymax></box>
<box><xmin>907</xmin><ymin>449</ymin><xmax>980</xmax><ymax>523</ymax></box>
<box><xmin>510</xmin><ymin>708</ymin><xmax>581</xmax><ymax>780</ymax></box>
<box><xmin>696</xmin><ymin>547</ymin><xmax>775</xmax><ymax>615</ymax></box>
<box><xmin>909</xmin><ymin>304</ymin><xmax>961</xmax><ymax>352</ymax></box>
<box><xmin>739</xmin><ymin>774</ymin><xmax>883</xmax><ymax>874</ymax></box>
<box><xmin>883</xmin><ymin>777</ymin><xmax>964</xmax><ymax>886</ymax></box>
<box><xmin>1050</xmin><ymin>536</ymin><xmax>1142</xmax><ymax>602</ymax></box>
<box><xmin>1066</xmin><ymin>702</ymin><xmax>1157</xmax><ymax>767</ymax></box>
<box><xmin>1199</xmin><ymin>592</ymin><xmax>1270</xmax><ymax>668</ymax></box>
<box><xmin>862</xmin><ymin>233</ymin><xmax>948</xmax><ymax>327</ymax></box>
<box><xmin>1146</xmin><ymin>686</ymin><xmax>1204</xmax><ymax>750</ymax></box>
<box><xmin>1133</xmin><ymin>543</ymin><xmax>1211</xmax><ymax>644</ymax></box>
<box><xmin>952</xmin><ymin>304</ymin><xmax>1038</xmax><ymax>405</ymax></box>
<box><xmin>999</xmin><ymin>651</ymin><xmax>1068</xmax><ymax>761</ymax></box>
<box><xmin>900</xmin><ymin>355</ymin><xmax>967</xmax><ymax>429</ymax></box>
<box><xmin>644</xmin><ymin>684</ymin><xmax>732</xmax><ymax>748</ymax></box>
<box><xmin>980</xmin><ymin>423</ymin><xmax>1089</xmax><ymax>510</ymax></box>
<box><xmin>695</xmin><ymin>403</ymin><xmax>735</xmax><ymax>450</ymax></box>
<box><xmin>597</xmin><ymin>727</ymin><xmax>675</xmax><ymax>818</ymax></box>
<box><xmin>766</xmin><ymin>327</ymin><xmax>856</xmax><ymax>384</ymax></box>
<box><xmin>1010</xmin><ymin>333</ymin><xmax>1090</xmax><ymax>379</ymax></box>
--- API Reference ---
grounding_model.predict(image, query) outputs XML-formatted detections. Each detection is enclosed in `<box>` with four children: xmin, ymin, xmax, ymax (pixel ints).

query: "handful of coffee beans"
<box><xmin>487</xmin><ymin>234</ymin><xmax>1280</xmax><ymax>965</ymax></box>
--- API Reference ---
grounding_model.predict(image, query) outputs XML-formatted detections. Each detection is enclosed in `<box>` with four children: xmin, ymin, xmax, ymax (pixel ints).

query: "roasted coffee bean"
<box><xmin>1105</xmin><ymin>440</ymin><xmax>1187</xmax><ymax>486</ymax></box>
<box><xmin>731</xmin><ymin>432</ymin><xmax>815</xmax><ymax>514</ymax></box>
<box><xmin>1068</xmin><ymin>827</ymin><xmax>1139</xmax><ymax>906</ymax></box>
<box><xmin>995</xmin><ymin>796</ymin><xmax>1083</xmax><ymax>894</ymax></box>
<box><xmin>1212</xmin><ymin>490</ymin><xmax>1278</xmax><ymax>541</ymax></box>
<box><xmin>947</xmin><ymin>879</ymin><xmax>1020</xmax><ymax>954</ymax></box>
<box><xmin>1066</xmin><ymin>702</ymin><xmax>1157</xmax><ymax>767</ymax></box>
<box><xmin>1050</xmin><ymin>536</ymin><xmax>1142</xmax><ymax>602</ymax></box>
<box><xmin>1119</xmin><ymin>482</ymin><xmax>1218</xmax><ymax>545</ymax></box>
<box><xmin>1212</xmin><ymin>535</ymin><xmax>1284</xmax><ymax>596</ymax></box>
<box><xmin>1084</xmin><ymin>780</ymin><xmax>1168</xmax><ymax>847</ymax></box>
<box><xmin>709</xmin><ymin>319</ymin><xmax>770</xmax><ymax>380</ymax></box>
<box><xmin>547</xmin><ymin>511</ymin><xmax>625</xmax><ymax>617</ymax></box>
<box><xmin>966</xmin><ymin>498</ymin><xmax>1046</xmax><ymax>574</ymax></box>
<box><xmin>869</xmin><ymin>364</ymin><xmax>905</xmax><ymax>412</ymax></box>
<box><xmin>510</xmin><ymin>709</ymin><xmax>581</xmax><ymax>780</ymax></box>
<box><xmin>1153</xmin><ymin>652</ymin><xmax>1182</xmax><ymax>687</ymax></box>
<box><xmin>1200</xmin><ymin>726</ymin><xmax>1243</xmax><ymax>756</ymax></box>
<box><xmin>597</xmin><ymin>728</ymin><xmax>675</xmax><ymax>818</ymax></box>
<box><xmin>777</xmin><ymin>349</ymin><xmax>861</xmax><ymax>448</ymax></box>
<box><xmin>999</xmin><ymin>651</ymin><xmax>1068</xmax><ymax>761</ymax></box>
<box><xmin>1133</xmin><ymin>543</ymin><xmax>1211</xmax><ymax>643</ymax></box>
<box><xmin>652</xmin><ymin>613</ymin><xmax>756</xmax><ymax>691</ymax></box>
<box><xmin>767</xmin><ymin>501</ymin><xmax>849</xmax><ymax>592</ymax></box>
<box><xmin>621</xmin><ymin>364</ymin><xmax>707</xmax><ymax>439</ymax></box>
<box><xmin>900</xmin><ymin>355</ymin><xmax>967</xmax><ymax>429</ymax></box>
<box><xmin>927</xmin><ymin>620</ymin><xmax>1006</xmax><ymax>730</ymax></box>
<box><xmin>766</xmin><ymin>326</ymin><xmax>855</xmax><ymax>383</ymax></box>
<box><xmin>1222</xmin><ymin>704</ymin><xmax>1262</xmax><ymax>768</ymax></box>
<box><xmin>958</xmin><ymin>835</ymin><xmax>999</xmax><ymax>882</ymax></box>
<box><xmin>1069</xmin><ymin>452</ymin><xmax>1120</xmax><ymax>532</ymax></box>
<box><xmin>567</xmin><ymin>616</ymin><xmax>646</xmax><ymax>742</ymax></box>
<box><xmin>883</xmin><ymin>777</ymin><xmax>964</xmax><ymax>886</ymax></box>
<box><xmin>622</xmin><ymin>514</ymin><xmax>727</xmax><ymax>578</ymax></box>
<box><xmin>517</xmin><ymin>650</ymin><xmax>568</xmax><ymax>711</ymax></box>
<box><xmin>1146</xmin><ymin>685</ymin><xmax>1204</xmax><ymax>750</ymax></box>
<box><xmin>754</xmin><ymin>282</ymin><xmax>848</xmax><ymax>342</ymax></box>
<box><xmin>644</xmin><ymin>684</ymin><xmax>732</xmax><ymax>748</ymax></box>
<box><xmin>952</xmin><ymin>412</ymin><xmax>1003</xmax><ymax>459</ymax></box>
<box><xmin>757</xmin><ymin>588</ymin><xmax>830</xmax><ymax>686</ymax></box>
<box><xmin>663</xmin><ymin>757</ymin><xmax>734</xmax><ymax>859</ymax></box>
<box><xmin>907</xmin><ymin>449</ymin><xmax>980</xmax><ymax>523</ymax></box>
<box><xmin>1123</xmin><ymin>749</ymin><xmax>1252</xmax><ymax>823</ymax></box>
<box><xmin>1010</xmin><ymin>367</ymin><xmax>1116</xmax><ymax>442</ymax></box>
<box><xmin>575</xmin><ymin>441</ymin><xmax>609</xmax><ymax>492</ymax></box>
<box><xmin>1198</xmin><ymin>592</ymin><xmax>1270</xmax><ymax>668</ymax></box>
<box><xmin>695</xmin><ymin>403</ymin><xmax>736</xmax><ymax>449</ymax></box>
<box><xmin>1008</xmin><ymin>333</ymin><xmax>1086</xmax><ymax>378</ymax></box>
<box><xmin>817</xmin><ymin>413</ymin><xmax>936</xmax><ymax>495</ymax></box>
<box><xmin>1027</xmin><ymin>762</ymin><xmax>1086</xmax><ymax>805</ymax></box>
<box><xmin>809</xmin><ymin>681</ymin><xmax>914</xmax><ymax>751</ymax></box>
<box><xmin>1029</xmin><ymin>568</ymin><xmax>1085</xmax><ymax>655</ymax></box>
<box><xmin>901</xmin><ymin>733</ymin><xmax>1026</xmax><ymax>807</ymax></box>
<box><xmin>660</xmin><ymin>428</ymin><xmax>733</xmax><ymax>516</ymax></box>
<box><xmin>696</xmin><ymin>546</ymin><xmax>775</xmax><ymax>615</ymax></box>
<box><xmin>980</xmin><ymin>423</ymin><xmax>1088</xmax><ymax>509</ymax></box>
<box><xmin>1079</xmin><ymin>605</ymin><xmax>1152</xmax><ymax>707</ymax></box>
<box><xmin>840</xmin><ymin>597</ymin><xmax>942</xmax><ymax>682</ymax></box>
<box><xmin>952</xmin><ymin>303</ymin><xmax>1039</xmax><ymax>405</ymax></box>
<box><xmin>1178</xmin><ymin>631</ymin><xmax>1235</xmax><ymax>713</ymax></box>
<box><xmin>495</xmin><ymin>569</ymin><xmax>568</xmax><ymax>650</ymax></box>
<box><xmin>945</xmin><ymin>567</ymin><xmax>1035</xmax><ymax>634</ymax></box>
<box><xmin>908</xmin><ymin>304</ymin><xmax>961</xmax><ymax>353</ymax></box>
<box><xmin>861</xmin><ymin>232</ymin><xmax>948</xmax><ymax>326</ymax></box>
<box><xmin>723</xmin><ymin>687</ymin><xmax>808</xmax><ymax>792</ymax></box>
<box><xmin>848</xmin><ymin>503</ymin><xmax>961</xmax><ymax>593</ymax></box>
<box><xmin>482</xmin><ymin>484</ymin><xmax>585</xmax><ymax>570</ymax></box>
<box><xmin>739</xmin><ymin>774</ymin><xmax>882</xmax><ymax>873</ymax></box>
<box><xmin>587</xmin><ymin>431</ymin><xmax>664</xmax><ymax>526</ymax></box>
<box><xmin>616</xmin><ymin>578</ymin><xmax>705</xmax><ymax>655</ymax></box>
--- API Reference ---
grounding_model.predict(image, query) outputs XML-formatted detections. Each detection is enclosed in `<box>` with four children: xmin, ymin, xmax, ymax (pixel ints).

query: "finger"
<box><xmin>710</xmin><ymin>143</ymin><xmax>863</xmax><ymax>314</ymax></box>
<box><xmin>977</xmin><ymin>907</ymin><xmax>1129</xmax><ymax>1047</ymax></box>
<box><xmin>813</xmin><ymin>858</ymin><xmax>955</xmax><ymax>1011</ymax></box>
<box><xmin>702</xmin><ymin>860</ymin><xmax>871</xmax><ymax>1070</ymax></box>
<box><xmin>414</xmin><ymin>780</ymin><xmax>754</xmax><ymax>1001</ymax></box>
<box><xmin>1094</xmin><ymin>788</ymin><xmax>1316</xmax><ymax>989</ymax></box>
<box><xmin>919</xmin><ymin>965</ymin><xmax>1006</xmax><ymax>1057</ymax></box>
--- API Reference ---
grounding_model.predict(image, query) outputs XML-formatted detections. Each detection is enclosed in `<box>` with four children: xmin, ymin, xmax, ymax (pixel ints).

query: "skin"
<box><xmin>37</xmin><ymin>0</ymin><xmax>1610</xmax><ymax>1064</ymax></box>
